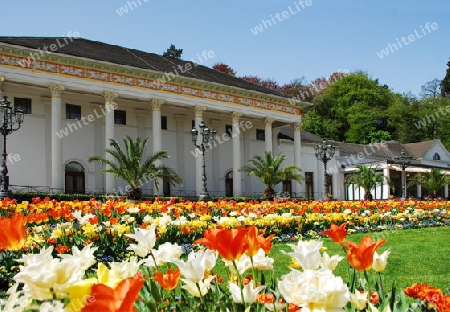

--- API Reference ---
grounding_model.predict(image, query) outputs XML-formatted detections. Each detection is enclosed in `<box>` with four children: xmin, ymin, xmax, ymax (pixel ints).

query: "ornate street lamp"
<box><xmin>392</xmin><ymin>151</ymin><xmax>412</xmax><ymax>200</ymax></box>
<box><xmin>0</xmin><ymin>96</ymin><xmax>24</xmax><ymax>198</ymax></box>
<box><xmin>191</xmin><ymin>120</ymin><xmax>216</xmax><ymax>201</ymax></box>
<box><xmin>314</xmin><ymin>140</ymin><xmax>335</xmax><ymax>199</ymax></box>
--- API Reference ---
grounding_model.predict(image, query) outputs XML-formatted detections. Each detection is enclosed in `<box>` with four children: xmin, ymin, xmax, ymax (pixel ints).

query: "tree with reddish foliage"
<box><xmin>212</xmin><ymin>63</ymin><xmax>236</xmax><ymax>76</ymax></box>
<box><xmin>241</xmin><ymin>75</ymin><xmax>281</xmax><ymax>91</ymax></box>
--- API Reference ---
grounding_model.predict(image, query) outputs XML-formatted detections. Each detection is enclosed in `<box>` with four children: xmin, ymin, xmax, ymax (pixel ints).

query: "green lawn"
<box><xmin>212</xmin><ymin>226</ymin><xmax>450</xmax><ymax>293</ymax></box>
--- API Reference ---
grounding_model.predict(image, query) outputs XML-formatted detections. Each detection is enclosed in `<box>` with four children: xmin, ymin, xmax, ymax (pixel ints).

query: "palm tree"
<box><xmin>344</xmin><ymin>165</ymin><xmax>384</xmax><ymax>200</ymax></box>
<box><xmin>407</xmin><ymin>168</ymin><xmax>450</xmax><ymax>199</ymax></box>
<box><xmin>88</xmin><ymin>136</ymin><xmax>182</xmax><ymax>200</ymax></box>
<box><xmin>238</xmin><ymin>151</ymin><xmax>303</xmax><ymax>201</ymax></box>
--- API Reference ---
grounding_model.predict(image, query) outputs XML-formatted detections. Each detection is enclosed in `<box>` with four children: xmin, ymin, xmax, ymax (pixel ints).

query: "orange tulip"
<box><xmin>151</xmin><ymin>269</ymin><xmax>180</xmax><ymax>291</ymax></box>
<box><xmin>82</xmin><ymin>273</ymin><xmax>145</xmax><ymax>312</ymax></box>
<box><xmin>0</xmin><ymin>213</ymin><xmax>26</xmax><ymax>251</ymax></box>
<box><xmin>405</xmin><ymin>283</ymin><xmax>450</xmax><ymax>312</ymax></box>
<box><xmin>193</xmin><ymin>227</ymin><xmax>249</xmax><ymax>261</ymax></box>
<box><xmin>320</xmin><ymin>223</ymin><xmax>347</xmax><ymax>244</ymax></box>
<box><xmin>343</xmin><ymin>236</ymin><xmax>386</xmax><ymax>271</ymax></box>
<box><xmin>244</xmin><ymin>226</ymin><xmax>274</xmax><ymax>257</ymax></box>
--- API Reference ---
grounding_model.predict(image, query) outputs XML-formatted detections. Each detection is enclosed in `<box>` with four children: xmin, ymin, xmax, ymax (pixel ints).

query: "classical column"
<box><xmin>49</xmin><ymin>84</ymin><xmax>65</xmax><ymax>193</ymax></box>
<box><xmin>293</xmin><ymin>120</ymin><xmax>302</xmax><ymax>196</ymax></box>
<box><xmin>175</xmin><ymin>114</ymin><xmax>186</xmax><ymax>194</ymax></box>
<box><xmin>265</xmin><ymin>118</ymin><xmax>274</xmax><ymax>153</ymax></box>
<box><xmin>150</xmin><ymin>99</ymin><xmax>164</xmax><ymax>195</ymax></box>
<box><xmin>383</xmin><ymin>165</ymin><xmax>390</xmax><ymax>199</ymax></box>
<box><xmin>193</xmin><ymin>106</ymin><xmax>205</xmax><ymax>196</ymax></box>
<box><xmin>102</xmin><ymin>91</ymin><xmax>117</xmax><ymax>194</ymax></box>
<box><xmin>417</xmin><ymin>184</ymin><xmax>422</xmax><ymax>199</ymax></box>
<box><xmin>444</xmin><ymin>184</ymin><xmax>448</xmax><ymax>199</ymax></box>
<box><xmin>0</xmin><ymin>76</ymin><xmax>4</xmax><ymax>99</ymax></box>
<box><xmin>232</xmin><ymin>112</ymin><xmax>242</xmax><ymax>196</ymax></box>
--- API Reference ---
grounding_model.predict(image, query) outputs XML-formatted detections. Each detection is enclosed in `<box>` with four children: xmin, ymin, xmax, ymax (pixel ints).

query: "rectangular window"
<box><xmin>326</xmin><ymin>174</ymin><xmax>333</xmax><ymax>197</ymax></box>
<box><xmin>226</xmin><ymin>124</ymin><xmax>232</xmax><ymax>136</ymax></box>
<box><xmin>256</xmin><ymin>129</ymin><xmax>265</xmax><ymax>141</ymax></box>
<box><xmin>305</xmin><ymin>172</ymin><xmax>314</xmax><ymax>199</ymax></box>
<box><xmin>114</xmin><ymin>110</ymin><xmax>126</xmax><ymax>125</ymax></box>
<box><xmin>66</xmin><ymin>104</ymin><xmax>81</xmax><ymax>120</ymax></box>
<box><xmin>161</xmin><ymin>116</ymin><xmax>167</xmax><ymax>130</ymax></box>
<box><xmin>14</xmin><ymin>97</ymin><xmax>32</xmax><ymax>114</ymax></box>
<box><xmin>282</xmin><ymin>180</ymin><xmax>292</xmax><ymax>197</ymax></box>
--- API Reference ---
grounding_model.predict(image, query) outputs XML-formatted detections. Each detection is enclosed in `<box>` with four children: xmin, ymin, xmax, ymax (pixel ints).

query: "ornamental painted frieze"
<box><xmin>0</xmin><ymin>52</ymin><xmax>301</xmax><ymax>115</ymax></box>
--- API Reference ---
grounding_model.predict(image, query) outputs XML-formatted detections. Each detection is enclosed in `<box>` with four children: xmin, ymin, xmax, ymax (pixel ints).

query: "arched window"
<box><xmin>65</xmin><ymin>162</ymin><xmax>85</xmax><ymax>194</ymax></box>
<box><xmin>225</xmin><ymin>170</ymin><xmax>233</xmax><ymax>197</ymax></box>
<box><xmin>433</xmin><ymin>153</ymin><xmax>441</xmax><ymax>160</ymax></box>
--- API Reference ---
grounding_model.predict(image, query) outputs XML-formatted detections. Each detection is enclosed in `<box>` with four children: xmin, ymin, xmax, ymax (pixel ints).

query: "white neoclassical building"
<box><xmin>0</xmin><ymin>37</ymin><xmax>325</xmax><ymax>199</ymax></box>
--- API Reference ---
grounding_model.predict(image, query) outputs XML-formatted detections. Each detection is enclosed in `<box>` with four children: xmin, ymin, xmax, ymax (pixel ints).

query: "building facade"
<box><xmin>0</xmin><ymin>37</ymin><xmax>320</xmax><ymax>198</ymax></box>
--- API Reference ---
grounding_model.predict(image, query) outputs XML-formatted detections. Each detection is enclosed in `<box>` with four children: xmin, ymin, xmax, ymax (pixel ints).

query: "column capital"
<box><xmin>293</xmin><ymin>120</ymin><xmax>302</xmax><ymax>132</ymax></box>
<box><xmin>265</xmin><ymin>117</ymin><xmax>275</xmax><ymax>127</ymax></box>
<box><xmin>231</xmin><ymin>111</ymin><xmax>242</xmax><ymax>124</ymax></box>
<box><xmin>102</xmin><ymin>91</ymin><xmax>118</xmax><ymax>104</ymax></box>
<box><xmin>48</xmin><ymin>84</ymin><xmax>65</xmax><ymax>98</ymax></box>
<box><xmin>193</xmin><ymin>106</ymin><xmax>206</xmax><ymax>118</ymax></box>
<box><xmin>149</xmin><ymin>99</ymin><xmax>164</xmax><ymax>111</ymax></box>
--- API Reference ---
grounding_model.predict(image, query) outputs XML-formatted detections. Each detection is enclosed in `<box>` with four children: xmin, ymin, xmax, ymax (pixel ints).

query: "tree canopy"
<box><xmin>162</xmin><ymin>44</ymin><xmax>183</xmax><ymax>59</ymax></box>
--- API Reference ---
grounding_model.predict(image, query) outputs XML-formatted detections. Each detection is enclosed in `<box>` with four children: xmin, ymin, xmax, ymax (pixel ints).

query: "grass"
<box><xmin>210</xmin><ymin>226</ymin><xmax>450</xmax><ymax>294</ymax></box>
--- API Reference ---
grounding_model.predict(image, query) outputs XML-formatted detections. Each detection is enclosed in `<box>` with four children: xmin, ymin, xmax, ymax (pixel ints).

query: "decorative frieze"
<box><xmin>0</xmin><ymin>52</ymin><xmax>302</xmax><ymax>116</ymax></box>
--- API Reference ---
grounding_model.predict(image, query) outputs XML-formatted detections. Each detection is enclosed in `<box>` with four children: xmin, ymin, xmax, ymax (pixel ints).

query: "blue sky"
<box><xmin>2</xmin><ymin>0</ymin><xmax>449</xmax><ymax>96</ymax></box>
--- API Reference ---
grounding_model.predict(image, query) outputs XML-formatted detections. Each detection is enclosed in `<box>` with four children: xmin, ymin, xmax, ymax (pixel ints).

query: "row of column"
<box><xmin>48</xmin><ymin>84</ymin><xmax>118</xmax><ymax>193</ymax></box>
<box><xmin>44</xmin><ymin>83</ymin><xmax>303</xmax><ymax>196</ymax></box>
<box><xmin>194</xmin><ymin>106</ymin><xmax>302</xmax><ymax>196</ymax></box>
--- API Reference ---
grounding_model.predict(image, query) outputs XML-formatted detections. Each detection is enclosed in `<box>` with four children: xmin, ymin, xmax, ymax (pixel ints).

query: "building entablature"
<box><xmin>0</xmin><ymin>39</ymin><xmax>311</xmax><ymax>123</ymax></box>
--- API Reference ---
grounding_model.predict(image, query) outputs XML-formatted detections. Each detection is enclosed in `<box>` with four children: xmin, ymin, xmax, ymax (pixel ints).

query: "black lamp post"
<box><xmin>393</xmin><ymin>151</ymin><xmax>412</xmax><ymax>200</ymax></box>
<box><xmin>314</xmin><ymin>140</ymin><xmax>335</xmax><ymax>199</ymax></box>
<box><xmin>191</xmin><ymin>120</ymin><xmax>216</xmax><ymax>201</ymax></box>
<box><xmin>0</xmin><ymin>96</ymin><xmax>24</xmax><ymax>199</ymax></box>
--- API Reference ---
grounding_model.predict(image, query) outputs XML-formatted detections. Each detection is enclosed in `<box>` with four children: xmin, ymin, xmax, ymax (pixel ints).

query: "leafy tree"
<box><xmin>162</xmin><ymin>44</ymin><xmax>183</xmax><ymax>59</ymax></box>
<box><xmin>238</xmin><ymin>151</ymin><xmax>302</xmax><ymax>201</ymax></box>
<box><xmin>88</xmin><ymin>136</ymin><xmax>182</xmax><ymax>200</ymax></box>
<box><xmin>344</xmin><ymin>165</ymin><xmax>385</xmax><ymax>200</ymax></box>
<box><xmin>407</xmin><ymin>168</ymin><xmax>450</xmax><ymax>199</ymax></box>
<box><xmin>306</xmin><ymin>71</ymin><xmax>396</xmax><ymax>143</ymax></box>
<box><xmin>387</xmin><ymin>93</ymin><xmax>422</xmax><ymax>143</ymax></box>
<box><xmin>212</xmin><ymin>63</ymin><xmax>236</xmax><ymax>76</ymax></box>
<box><xmin>420</xmin><ymin>78</ymin><xmax>442</xmax><ymax>98</ymax></box>
<box><xmin>441</xmin><ymin>58</ymin><xmax>450</xmax><ymax>98</ymax></box>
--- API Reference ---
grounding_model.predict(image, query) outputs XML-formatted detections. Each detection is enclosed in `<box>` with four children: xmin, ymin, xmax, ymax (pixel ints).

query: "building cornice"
<box><xmin>0</xmin><ymin>44</ymin><xmax>311</xmax><ymax>116</ymax></box>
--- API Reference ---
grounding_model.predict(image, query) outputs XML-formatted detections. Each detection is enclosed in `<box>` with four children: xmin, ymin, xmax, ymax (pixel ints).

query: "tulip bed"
<box><xmin>1</xmin><ymin>197</ymin><xmax>450</xmax><ymax>311</ymax></box>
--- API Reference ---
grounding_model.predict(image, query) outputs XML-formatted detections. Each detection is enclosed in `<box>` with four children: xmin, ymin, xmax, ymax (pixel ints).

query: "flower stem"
<box><xmin>378</xmin><ymin>271</ymin><xmax>385</xmax><ymax>300</ymax></box>
<box><xmin>364</xmin><ymin>270</ymin><xmax>371</xmax><ymax>302</ymax></box>
<box><xmin>233</xmin><ymin>260</ymin><xmax>247</xmax><ymax>309</ymax></box>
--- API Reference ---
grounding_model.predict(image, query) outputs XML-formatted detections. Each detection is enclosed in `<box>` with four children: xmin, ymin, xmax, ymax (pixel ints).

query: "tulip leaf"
<box><xmin>149</xmin><ymin>279</ymin><xmax>162</xmax><ymax>303</ymax></box>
